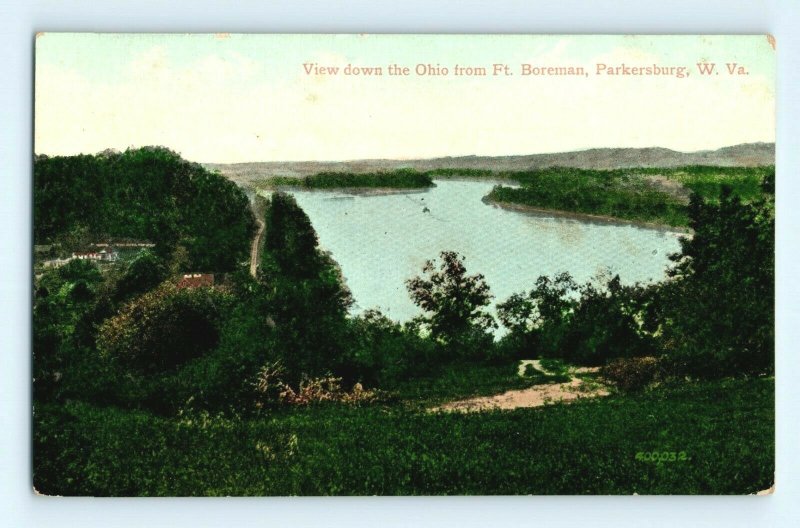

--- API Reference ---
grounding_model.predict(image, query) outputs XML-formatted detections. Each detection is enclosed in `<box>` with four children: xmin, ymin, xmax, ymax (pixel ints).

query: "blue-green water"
<box><xmin>273</xmin><ymin>180</ymin><xmax>683</xmax><ymax>322</ymax></box>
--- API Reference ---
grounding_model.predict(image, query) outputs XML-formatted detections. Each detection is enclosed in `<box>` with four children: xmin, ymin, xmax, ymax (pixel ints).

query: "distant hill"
<box><xmin>204</xmin><ymin>142</ymin><xmax>775</xmax><ymax>187</ymax></box>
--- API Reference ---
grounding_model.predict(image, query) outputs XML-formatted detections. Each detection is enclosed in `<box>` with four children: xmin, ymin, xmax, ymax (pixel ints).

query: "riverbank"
<box><xmin>484</xmin><ymin>166</ymin><xmax>772</xmax><ymax>229</ymax></box>
<box><xmin>253</xmin><ymin>165</ymin><xmax>771</xmax><ymax>230</ymax></box>
<box><xmin>483</xmin><ymin>195</ymin><xmax>693</xmax><ymax>234</ymax></box>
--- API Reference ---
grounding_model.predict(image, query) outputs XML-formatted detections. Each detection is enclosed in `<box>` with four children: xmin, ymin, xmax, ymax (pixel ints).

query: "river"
<box><xmin>271</xmin><ymin>179</ymin><xmax>683</xmax><ymax>322</ymax></box>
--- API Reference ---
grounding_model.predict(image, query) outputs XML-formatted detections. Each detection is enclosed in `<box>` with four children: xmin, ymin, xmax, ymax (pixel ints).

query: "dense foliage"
<box><xmin>656</xmin><ymin>186</ymin><xmax>775</xmax><ymax>378</ymax></box>
<box><xmin>343</xmin><ymin>310</ymin><xmax>435</xmax><ymax>388</ymax></box>
<box><xmin>488</xmin><ymin>168</ymin><xmax>690</xmax><ymax>226</ymax></box>
<box><xmin>601</xmin><ymin>357</ymin><xmax>663</xmax><ymax>392</ymax></box>
<box><xmin>97</xmin><ymin>284</ymin><xmax>230</xmax><ymax>374</ymax></box>
<box><xmin>496</xmin><ymin>273</ymin><xmax>655</xmax><ymax>365</ymax></box>
<box><xmin>258</xmin><ymin>192</ymin><xmax>354</xmax><ymax>384</ymax></box>
<box><xmin>486</xmin><ymin>165</ymin><xmax>772</xmax><ymax>227</ymax></box>
<box><xmin>261</xmin><ymin>169</ymin><xmax>434</xmax><ymax>190</ymax></box>
<box><xmin>34</xmin><ymin>147</ymin><xmax>256</xmax><ymax>271</ymax></box>
<box><xmin>494</xmin><ymin>180</ymin><xmax>774</xmax><ymax>378</ymax></box>
<box><xmin>32</xmin><ymin>154</ymin><xmax>775</xmax><ymax>496</ymax></box>
<box><xmin>33</xmin><ymin>259</ymin><xmax>106</xmax><ymax>403</ymax></box>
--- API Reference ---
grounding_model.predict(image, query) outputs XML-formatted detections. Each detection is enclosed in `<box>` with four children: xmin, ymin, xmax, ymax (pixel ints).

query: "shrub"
<box><xmin>559</xmin><ymin>277</ymin><xmax>655</xmax><ymax>365</ymax></box>
<box><xmin>111</xmin><ymin>250</ymin><xmax>169</xmax><ymax>305</ymax></box>
<box><xmin>341</xmin><ymin>310</ymin><xmax>435</xmax><ymax>386</ymax></box>
<box><xmin>97</xmin><ymin>283</ymin><xmax>230</xmax><ymax>374</ymax></box>
<box><xmin>33</xmin><ymin>260</ymin><xmax>105</xmax><ymax>402</ymax></box>
<box><xmin>251</xmin><ymin>361</ymin><xmax>380</xmax><ymax>407</ymax></box>
<box><xmin>601</xmin><ymin>356</ymin><xmax>662</xmax><ymax>392</ymax></box>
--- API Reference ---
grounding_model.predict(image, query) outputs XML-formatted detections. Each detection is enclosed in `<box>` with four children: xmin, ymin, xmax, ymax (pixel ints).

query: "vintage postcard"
<box><xmin>33</xmin><ymin>34</ymin><xmax>774</xmax><ymax>496</ymax></box>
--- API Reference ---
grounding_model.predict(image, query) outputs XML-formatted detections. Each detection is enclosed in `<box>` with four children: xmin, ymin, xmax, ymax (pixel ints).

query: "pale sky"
<box><xmin>35</xmin><ymin>34</ymin><xmax>775</xmax><ymax>163</ymax></box>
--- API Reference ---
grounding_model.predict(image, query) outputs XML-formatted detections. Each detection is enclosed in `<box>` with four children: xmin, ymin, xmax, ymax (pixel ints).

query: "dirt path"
<box><xmin>436</xmin><ymin>361</ymin><xmax>609</xmax><ymax>413</ymax></box>
<box><xmin>436</xmin><ymin>378</ymin><xmax>609</xmax><ymax>412</ymax></box>
<box><xmin>249</xmin><ymin>217</ymin><xmax>265</xmax><ymax>278</ymax></box>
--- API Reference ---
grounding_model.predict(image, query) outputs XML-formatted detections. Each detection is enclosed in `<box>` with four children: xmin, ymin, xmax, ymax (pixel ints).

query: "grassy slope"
<box><xmin>34</xmin><ymin>377</ymin><xmax>773</xmax><ymax>496</ymax></box>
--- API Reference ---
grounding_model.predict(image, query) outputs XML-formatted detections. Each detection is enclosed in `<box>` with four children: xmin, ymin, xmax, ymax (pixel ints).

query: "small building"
<box><xmin>177</xmin><ymin>273</ymin><xmax>215</xmax><ymax>289</ymax></box>
<box><xmin>72</xmin><ymin>247</ymin><xmax>118</xmax><ymax>262</ymax></box>
<box><xmin>42</xmin><ymin>257</ymin><xmax>72</xmax><ymax>269</ymax></box>
<box><xmin>72</xmin><ymin>251</ymin><xmax>102</xmax><ymax>261</ymax></box>
<box><xmin>98</xmin><ymin>247</ymin><xmax>119</xmax><ymax>261</ymax></box>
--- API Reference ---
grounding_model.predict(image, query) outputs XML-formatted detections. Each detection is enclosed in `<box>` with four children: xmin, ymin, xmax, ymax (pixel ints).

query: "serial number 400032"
<box><xmin>635</xmin><ymin>451</ymin><xmax>691</xmax><ymax>462</ymax></box>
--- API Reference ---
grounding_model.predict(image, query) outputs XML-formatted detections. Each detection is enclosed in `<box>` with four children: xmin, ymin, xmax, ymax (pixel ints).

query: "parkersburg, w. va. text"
<box><xmin>302</xmin><ymin>61</ymin><xmax>750</xmax><ymax>79</ymax></box>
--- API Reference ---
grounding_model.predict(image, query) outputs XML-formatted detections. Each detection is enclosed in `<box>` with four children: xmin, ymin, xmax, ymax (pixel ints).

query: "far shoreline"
<box><xmin>257</xmin><ymin>177</ymin><xmax>692</xmax><ymax>234</ymax></box>
<box><xmin>481</xmin><ymin>195</ymin><xmax>692</xmax><ymax>235</ymax></box>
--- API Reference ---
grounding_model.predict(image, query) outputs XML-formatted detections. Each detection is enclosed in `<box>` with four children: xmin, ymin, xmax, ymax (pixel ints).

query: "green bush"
<box><xmin>33</xmin><ymin>260</ymin><xmax>105</xmax><ymax>401</ymax></box>
<box><xmin>601</xmin><ymin>357</ymin><xmax>662</xmax><ymax>392</ymax></box>
<box><xmin>559</xmin><ymin>278</ymin><xmax>655</xmax><ymax>365</ymax></box>
<box><xmin>341</xmin><ymin>310</ymin><xmax>435</xmax><ymax>387</ymax></box>
<box><xmin>97</xmin><ymin>283</ymin><xmax>231</xmax><ymax>374</ymax></box>
<box><xmin>110</xmin><ymin>250</ymin><xmax>170</xmax><ymax>305</ymax></box>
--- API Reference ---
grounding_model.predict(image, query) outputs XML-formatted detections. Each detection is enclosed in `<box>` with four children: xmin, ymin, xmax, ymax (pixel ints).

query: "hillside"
<box><xmin>204</xmin><ymin>142</ymin><xmax>775</xmax><ymax>187</ymax></box>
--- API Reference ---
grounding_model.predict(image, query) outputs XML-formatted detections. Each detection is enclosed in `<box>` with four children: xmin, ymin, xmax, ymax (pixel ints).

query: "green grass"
<box><xmin>34</xmin><ymin>377</ymin><xmax>773</xmax><ymax>496</ymax></box>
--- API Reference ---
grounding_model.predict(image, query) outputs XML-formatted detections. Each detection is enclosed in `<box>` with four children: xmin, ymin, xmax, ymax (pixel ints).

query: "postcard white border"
<box><xmin>2</xmin><ymin>1</ymin><xmax>798</xmax><ymax>527</ymax></box>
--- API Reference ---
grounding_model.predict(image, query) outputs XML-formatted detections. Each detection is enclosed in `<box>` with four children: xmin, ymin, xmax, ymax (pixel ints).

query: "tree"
<box><xmin>258</xmin><ymin>192</ymin><xmax>353</xmax><ymax>384</ymax></box>
<box><xmin>263</xmin><ymin>192</ymin><xmax>323</xmax><ymax>279</ymax></box>
<box><xmin>342</xmin><ymin>309</ymin><xmax>434</xmax><ymax>386</ymax></box>
<box><xmin>496</xmin><ymin>272</ymin><xmax>578</xmax><ymax>359</ymax></box>
<box><xmin>34</xmin><ymin>147</ymin><xmax>255</xmax><ymax>272</ymax></box>
<box><xmin>497</xmin><ymin>272</ymin><xmax>654</xmax><ymax>365</ymax></box>
<box><xmin>559</xmin><ymin>276</ymin><xmax>654</xmax><ymax>365</ymax></box>
<box><xmin>406</xmin><ymin>251</ymin><xmax>495</xmax><ymax>355</ymax></box>
<box><xmin>657</xmin><ymin>185</ymin><xmax>774</xmax><ymax>378</ymax></box>
<box><xmin>111</xmin><ymin>250</ymin><xmax>169</xmax><ymax>305</ymax></box>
